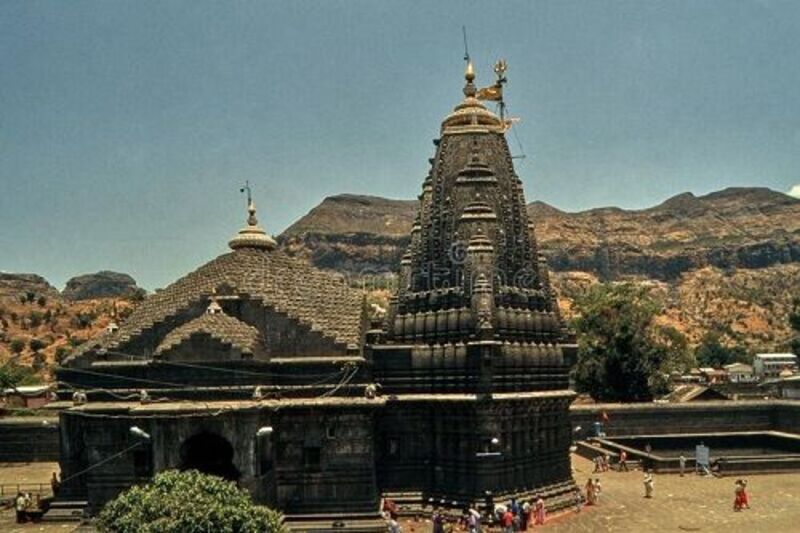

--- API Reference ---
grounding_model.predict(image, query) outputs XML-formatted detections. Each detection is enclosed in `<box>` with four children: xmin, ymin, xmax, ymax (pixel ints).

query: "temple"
<box><xmin>370</xmin><ymin>62</ymin><xmax>577</xmax><ymax>506</ymax></box>
<box><xmin>54</xmin><ymin>63</ymin><xmax>577</xmax><ymax>530</ymax></box>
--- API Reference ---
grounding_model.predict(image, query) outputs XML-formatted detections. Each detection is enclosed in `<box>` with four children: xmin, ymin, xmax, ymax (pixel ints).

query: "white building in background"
<box><xmin>753</xmin><ymin>353</ymin><xmax>798</xmax><ymax>380</ymax></box>
<box><xmin>724</xmin><ymin>362</ymin><xmax>756</xmax><ymax>383</ymax></box>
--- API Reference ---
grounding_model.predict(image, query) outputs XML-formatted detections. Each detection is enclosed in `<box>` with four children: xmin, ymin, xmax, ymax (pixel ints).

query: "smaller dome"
<box><xmin>229</xmin><ymin>201</ymin><xmax>277</xmax><ymax>251</ymax></box>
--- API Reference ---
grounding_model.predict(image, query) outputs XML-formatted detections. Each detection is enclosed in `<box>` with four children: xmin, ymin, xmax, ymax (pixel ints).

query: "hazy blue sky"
<box><xmin>2</xmin><ymin>1</ymin><xmax>799</xmax><ymax>290</ymax></box>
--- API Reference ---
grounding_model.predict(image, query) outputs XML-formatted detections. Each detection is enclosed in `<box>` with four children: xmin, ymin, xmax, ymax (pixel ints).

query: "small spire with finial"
<box><xmin>228</xmin><ymin>181</ymin><xmax>277</xmax><ymax>251</ymax></box>
<box><xmin>463</xmin><ymin>61</ymin><xmax>477</xmax><ymax>98</ymax></box>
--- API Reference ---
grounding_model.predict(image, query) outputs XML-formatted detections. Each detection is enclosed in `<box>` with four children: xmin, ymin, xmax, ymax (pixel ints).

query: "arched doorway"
<box><xmin>179</xmin><ymin>432</ymin><xmax>241</xmax><ymax>481</ymax></box>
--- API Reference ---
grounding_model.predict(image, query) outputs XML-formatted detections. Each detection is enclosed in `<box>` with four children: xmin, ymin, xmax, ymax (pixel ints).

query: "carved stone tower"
<box><xmin>372</xmin><ymin>63</ymin><xmax>577</xmax><ymax>508</ymax></box>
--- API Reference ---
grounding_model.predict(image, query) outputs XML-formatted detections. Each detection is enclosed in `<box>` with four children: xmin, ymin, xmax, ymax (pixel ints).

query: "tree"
<box><xmin>572</xmin><ymin>283</ymin><xmax>690</xmax><ymax>402</ymax></box>
<box><xmin>790</xmin><ymin>298</ymin><xmax>800</xmax><ymax>355</ymax></box>
<box><xmin>695</xmin><ymin>331</ymin><xmax>750</xmax><ymax>368</ymax></box>
<box><xmin>97</xmin><ymin>470</ymin><xmax>287</xmax><ymax>533</ymax></box>
<box><xmin>36</xmin><ymin>295</ymin><xmax>47</xmax><ymax>307</ymax></box>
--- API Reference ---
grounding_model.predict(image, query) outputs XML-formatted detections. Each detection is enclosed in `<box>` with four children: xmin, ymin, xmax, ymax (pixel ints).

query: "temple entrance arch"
<box><xmin>179</xmin><ymin>432</ymin><xmax>240</xmax><ymax>481</ymax></box>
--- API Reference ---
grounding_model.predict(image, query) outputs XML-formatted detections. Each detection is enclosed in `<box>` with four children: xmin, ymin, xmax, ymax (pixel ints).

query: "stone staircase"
<box><xmin>39</xmin><ymin>499</ymin><xmax>88</xmax><ymax>523</ymax></box>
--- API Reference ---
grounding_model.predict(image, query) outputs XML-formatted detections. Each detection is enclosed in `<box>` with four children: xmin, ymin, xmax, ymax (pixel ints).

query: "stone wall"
<box><xmin>0</xmin><ymin>417</ymin><xmax>59</xmax><ymax>462</ymax></box>
<box><xmin>570</xmin><ymin>401</ymin><xmax>778</xmax><ymax>438</ymax></box>
<box><xmin>58</xmin><ymin>403</ymin><xmax>381</xmax><ymax>515</ymax></box>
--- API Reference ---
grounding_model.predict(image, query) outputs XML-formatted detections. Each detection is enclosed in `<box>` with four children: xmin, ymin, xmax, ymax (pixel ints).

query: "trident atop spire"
<box><xmin>240</xmin><ymin>180</ymin><xmax>253</xmax><ymax>208</ymax></box>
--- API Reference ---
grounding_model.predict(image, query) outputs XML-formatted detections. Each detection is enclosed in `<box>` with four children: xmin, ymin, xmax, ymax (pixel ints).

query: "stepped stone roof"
<box><xmin>67</xmin><ymin>247</ymin><xmax>365</xmax><ymax>364</ymax></box>
<box><xmin>154</xmin><ymin>312</ymin><xmax>263</xmax><ymax>356</ymax></box>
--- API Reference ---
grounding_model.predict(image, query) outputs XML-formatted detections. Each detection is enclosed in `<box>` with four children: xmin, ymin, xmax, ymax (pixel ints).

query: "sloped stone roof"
<box><xmin>154</xmin><ymin>313</ymin><xmax>263</xmax><ymax>356</ymax></box>
<box><xmin>67</xmin><ymin>247</ymin><xmax>364</xmax><ymax>363</ymax></box>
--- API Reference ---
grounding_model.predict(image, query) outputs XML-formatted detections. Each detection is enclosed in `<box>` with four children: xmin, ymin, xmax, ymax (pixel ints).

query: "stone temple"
<box><xmin>55</xmin><ymin>64</ymin><xmax>577</xmax><ymax>530</ymax></box>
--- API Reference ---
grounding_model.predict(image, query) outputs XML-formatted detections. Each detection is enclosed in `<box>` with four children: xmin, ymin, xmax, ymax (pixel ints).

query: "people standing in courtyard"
<box><xmin>679</xmin><ymin>455</ymin><xmax>686</xmax><ymax>477</ymax></box>
<box><xmin>594</xmin><ymin>478</ymin><xmax>602</xmax><ymax>504</ymax></box>
<box><xmin>574</xmin><ymin>487</ymin><xmax>583</xmax><ymax>513</ymax></box>
<box><xmin>643</xmin><ymin>472</ymin><xmax>654</xmax><ymax>498</ymax></box>
<box><xmin>734</xmin><ymin>479</ymin><xmax>744</xmax><ymax>511</ymax></box>
<box><xmin>521</xmin><ymin>499</ymin><xmax>531</xmax><ymax>530</ymax></box>
<box><xmin>15</xmin><ymin>491</ymin><xmax>27</xmax><ymax>523</ymax></box>
<box><xmin>734</xmin><ymin>479</ymin><xmax>751</xmax><ymax>511</ymax></box>
<box><xmin>432</xmin><ymin>508</ymin><xmax>445</xmax><ymax>533</ymax></box>
<box><xmin>603</xmin><ymin>454</ymin><xmax>611</xmax><ymax>472</ymax></box>
<box><xmin>741</xmin><ymin>480</ymin><xmax>750</xmax><ymax>509</ymax></box>
<box><xmin>619</xmin><ymin>449</ymin><xmax>629</xmax><ymax>471</ymax></box>
<box><xmin>500</xmin><ymin>506</ymin><xmax>514</xmax><ymax>533</ymax></box>
<box><xmin>51</xmin><ymin>471</ymin><xmax>61</xmax><ymax>496</ymax></box>
<box><xmin>533</xmin><ymin>495</ymin><xmax>546</xmax><ymax>526</ymax></box>
<box><xmin>585</xmin><ymin>478</ymin><xmax>597</xmax><ymax>505</ymax></box>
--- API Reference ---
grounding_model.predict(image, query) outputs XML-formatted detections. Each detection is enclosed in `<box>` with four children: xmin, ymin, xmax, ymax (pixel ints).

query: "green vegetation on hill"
<box><xmin>572</xmin><ymin>284</ymin><xmax>691</xmax><ymax>402</ymax></box>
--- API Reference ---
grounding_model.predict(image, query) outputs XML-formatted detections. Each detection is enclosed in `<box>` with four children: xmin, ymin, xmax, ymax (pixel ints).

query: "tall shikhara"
<box><xmin>371</xmin><ymin>63</ymin><xmax>577</xmax><ymax>506</ymax></box>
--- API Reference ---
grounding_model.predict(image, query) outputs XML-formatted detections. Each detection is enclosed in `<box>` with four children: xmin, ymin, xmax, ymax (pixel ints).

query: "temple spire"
<box><xmin>228</xmin><ymin>184</ymin><xmax>277</xmax><ymax>251</ymax></box>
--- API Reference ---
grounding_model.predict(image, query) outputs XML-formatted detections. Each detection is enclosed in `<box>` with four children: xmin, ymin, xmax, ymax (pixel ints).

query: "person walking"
<box><xmin>585</xmin><ymin>478</ymin><xmax>597</xmax><ymax>505</ymax></box>
<box><xmin>679</xmin><ymin>455</ymin><xmax>686</xmax><ymax>477</ymax></box>
<box><xmin>734</xmin><ymin>480</ymin><xmax>744</xmax><ymax>511</ymax></box>
<box><xmin>741</xmin><ymin>480</ymin><xmax>750</xmax><ymax>509</ymax></box>
<box><xmin>533</xmin><ymin>495</ymin><xmax>546</xmax><ymax>526</ymax></box>
<box><xmin>593</xmin><ymin>478</ymin><xmax>602</xmax><ymax>504</ymax></box>
<box><xmin>643</xmin><ymin>472</ymin><xmax>654</xmax><ymax>498</ymax></box>
<box><xmin>619</xmin><ymin>450</ymin><xmax>629</xmax><ymax>472</ymax></box>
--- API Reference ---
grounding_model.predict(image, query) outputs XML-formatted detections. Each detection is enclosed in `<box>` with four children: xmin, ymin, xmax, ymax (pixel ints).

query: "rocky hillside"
<box><xmin>0</xmin><ymin>272</ymin><xmax>142</xmax><ymax>377</ymax></box>
<box><xmin>281</xmin><ymin>187</ymin><xmax>800</xmax><ymax>281</ymax></box>
<box><xmin>281</xmin><ymin>194</ymin><xmax>416</xmax><ymax>276</ymax></box>
<box><xmin>282</xmin><ymin>187</ymin><xmax>800</xmax><ymax>352</ymax></box>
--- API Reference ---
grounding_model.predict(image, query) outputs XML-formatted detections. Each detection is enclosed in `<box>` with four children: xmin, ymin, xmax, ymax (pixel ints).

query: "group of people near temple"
<box><xmin>395</xmin><ymin>496</ymin><xmax>549</xmax><ymax>533</ymax></box>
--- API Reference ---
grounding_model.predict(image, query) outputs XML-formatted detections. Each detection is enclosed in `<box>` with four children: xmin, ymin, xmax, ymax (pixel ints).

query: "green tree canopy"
<box><xmin>789</xmin><ymin>298</ymin><xmax>800</xmax><ymax>355</ymax></box>
<box><xmin>694</xmin><ymin>330</ymin><xmax>750</xmax><ymax>368</ymax></box>
<box><xmin>97</xmin><ymin>470</ymin><xmax>287</xmax><ymax>533</ymax></box>
<box><xmin>572</xmin><ymin>283</ymin><xmax>691</xmax><ymax>402</ymax></box>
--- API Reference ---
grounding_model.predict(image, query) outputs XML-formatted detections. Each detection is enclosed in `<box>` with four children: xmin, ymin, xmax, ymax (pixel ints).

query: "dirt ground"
<box><xmin>3</xmin><ymin>456</ymin><xmax>800</xmax><ymax>532</ymax></box>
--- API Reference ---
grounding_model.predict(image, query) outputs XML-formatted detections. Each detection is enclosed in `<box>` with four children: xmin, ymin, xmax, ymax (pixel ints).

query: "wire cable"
<box><xmin>59</xmin><ymin>442</ymin><xmax>144</xmax><ymax>485</ymax></box>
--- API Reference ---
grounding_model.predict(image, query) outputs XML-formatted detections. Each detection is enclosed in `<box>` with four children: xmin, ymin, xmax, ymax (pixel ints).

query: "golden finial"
<box><xmin>465</xmin><ymin>61</ymin><xmax>475</xmax><ymax>82</ymax></box>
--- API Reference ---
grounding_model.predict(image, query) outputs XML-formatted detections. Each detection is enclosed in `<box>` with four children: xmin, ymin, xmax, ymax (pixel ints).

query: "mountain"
<box><xmin>281</xmin><ymin>187</ymin><xmax>800</xmax><ymax>352</ymax></box>
<box><xmin>0</xmin><ymin>272</ymin><xmax>142</xmax><ymax>377</ymax></box>
<box><xmin>281</xmin><ymin>187</ymin><xmax>800</xmax><ymax>281</ymax></box>
<box><xmin>0</xmin><ymin>273</ymin><xmax>60</xmax><ymax>303</ymax></box>
<box><xmin>281</xmin><ymin>195</ymin><xmax>416</xmax><ymax>276</ymax></box>
<box><xmin>62</xmin><ymin>271</ymin><xmax>144</xmax><ymax>301</ymax></box>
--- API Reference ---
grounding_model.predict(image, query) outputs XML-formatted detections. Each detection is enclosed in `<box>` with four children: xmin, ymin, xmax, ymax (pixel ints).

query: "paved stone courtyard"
<box><xmin>401</xmin><ymin>455</ymin><xmax>800</xmax><ymax>533</ymax></box>
<box><xmin>2</xmin><ymin>456</ymin><xmax>800</xmax><ymax>532</ymax></box>
<box><xmin>544</xmin><ymin>455</ymin><xmax>800</xmax><ymax>532</ymax></box>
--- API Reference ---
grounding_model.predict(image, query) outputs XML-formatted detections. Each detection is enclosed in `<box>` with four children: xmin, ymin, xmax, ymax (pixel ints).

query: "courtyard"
<box><xmin>3</xmin><ymin>455</ymin><xmax>800</xmax><ymax>532</ymax></box>
<box><xmin>400</xmin><ymin>455</ymin><xmax>800</xmax><ymax>533</ymax></box>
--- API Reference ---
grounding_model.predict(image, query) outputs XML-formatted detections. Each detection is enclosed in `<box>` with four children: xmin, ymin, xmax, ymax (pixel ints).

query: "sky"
<box><xmin>1</xmin><ymin>0</ymin><xmax>799</xmax><ymax>290</ymax></box>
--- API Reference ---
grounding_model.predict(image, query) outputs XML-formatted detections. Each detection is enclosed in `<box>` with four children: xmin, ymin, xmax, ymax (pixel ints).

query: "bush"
<box><xmin>37</xmin><ymin>295</ymin><xmax>47</xmax><ymax>307</ymax></box>
<box><xmin>97</xmin><ymin>470</ymin><xmax>287</xmax><ymax>533</ymax></box>
<box><xmin>28</xmin><ymin>311</ymin><xmax>44</xmax><ymax>328</ymax></box>
<box><xmin>10</xmin><ymin>338</ymin><xmax>26</xmax><ymax>354</ymax></box>
<box><xmin>28</xmin><ymin>338</ymin><xmax>48</xmax><ymax>352</ymax></box>
<box><xmin>0</xmin><ymin>362</ymin><xmax>41</xmax><ymax>388</ymax></box>
<box><xmin>55</xmin><ymin>346</ymin><xmax>72</xmax><ymax>364</ymax></box>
